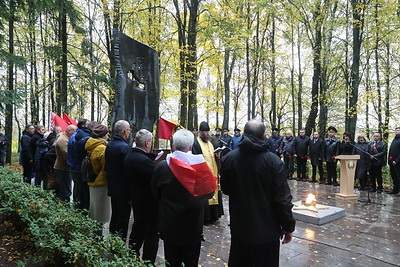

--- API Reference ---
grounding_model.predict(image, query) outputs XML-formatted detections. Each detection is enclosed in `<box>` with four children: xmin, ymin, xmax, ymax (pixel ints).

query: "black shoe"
<box><xmin>333</xmin><ymin>182</ymin><xmax>339</xmax><ymax>187</ymax></box>
<box><xmin>309</xmin><ymin>179</ymin><xmax>317</xmax><ymax>183</ymax></box>
<box><xmin>395</xmin><ymin>193</ymin><xmax>400</xmax><ymax>197</ymax></box>
<box><xmin>319</xmin><ymin>181</ymin><xmax>325</xmax><ymax>184</ymax></box>
<box><xmin>370</xmin><ymin>188</ymin><xmax>376</xmax><ymax>192</ymax></box>
<box><xmin>296</xmin><ymin>177</ymin><xmax>302</xmax><ymax>181</ymax></box>
<box><xmin>387</xmin><ymin>190</ymin><xmax>399</xmax><ymax>194</ymax></box>
<box><xmin>325</xmin><ymin>182</ymin><xmax>332</xmax><ymax>185</ymax></box>
<box><xmin>377</xmin><ymin>189</ymin><xmax>383</xmax><ymax>193</ymax></box>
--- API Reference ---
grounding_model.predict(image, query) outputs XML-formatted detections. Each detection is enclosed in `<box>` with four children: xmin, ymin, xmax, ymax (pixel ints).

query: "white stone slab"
<box><xmin>292</xmin><ymin>200</ymin><xmax>345</xmax><ymax>225</ymax></box>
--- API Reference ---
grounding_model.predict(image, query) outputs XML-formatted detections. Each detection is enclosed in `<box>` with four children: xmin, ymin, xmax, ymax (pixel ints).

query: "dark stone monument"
<box><xmin>112</xmin><ymin>29</ymin><xmax>160</xmax><ymax>133</ymax></box>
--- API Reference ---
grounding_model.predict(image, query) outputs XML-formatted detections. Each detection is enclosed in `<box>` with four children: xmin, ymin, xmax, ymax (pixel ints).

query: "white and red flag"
<box><xmin>167</xmin><ymin>151</ymin><xmax>217</xmax><ymax>197</ymax></box>
<box><xmin>49</xmin><ymin>112</ymin><xmax>69</xmax><ymax>131</ymax></box>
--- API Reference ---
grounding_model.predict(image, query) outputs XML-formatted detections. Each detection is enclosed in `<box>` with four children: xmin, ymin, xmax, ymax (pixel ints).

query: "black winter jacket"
<box><xmin>267</xmin><ymin>135</ymin><xmax>283</xmax><ymax>155</ymax></box>
<box><xmin>220</xmin><ymin>135</ymin><xmax>295</xmax><ymax>244</ymax></box>
<box><xmin>20</xmin><ymin>131</ymin><xmax>33</xmax><ymax>162</ymax></box>
<box><xmin>279</xmin><ymin>136</ymin><xmax>294</xmax><ymax>157</ymax></box>
<box><xmin>105</xmin><ymin>135</ymin><xmax>132</xmax><ymax>199</ymax></box>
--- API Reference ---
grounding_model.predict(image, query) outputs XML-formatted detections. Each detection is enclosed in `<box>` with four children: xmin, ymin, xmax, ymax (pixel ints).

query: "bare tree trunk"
<box><xmin>290</xmin><ymin>24</ymin><xmax>296</xmax><ymax>134</ymax></box>
<box><xmin>345</xmin><ymin>0</ymin><xmax>365</xmax><ymax>137</ymax></box>
<box><xmin>222</xmin><ymin>49</ymin><xmax>235</xmax><ymax>130</ymax></box>
<box><xmin>383</xmin><ymin>42</ymin><xmax>391</xmax><ymax>142</ymax></box>
<box><xmin>5</xmin><ymin>0</ymin><xmax>15</xmax><ymax>164</ymax></box>
<box><xmin>270</xmin><ymin>15</ymin><xmax>277</xmax><ymax>128</ymax></box>
<box><xmin>246</xmin><ymin>2</ymin><xmax>251</xmax><ymax>121</ymax></box>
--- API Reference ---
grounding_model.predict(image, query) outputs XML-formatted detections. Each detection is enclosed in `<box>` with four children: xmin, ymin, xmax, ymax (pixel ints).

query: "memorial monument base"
<box><xmin>292</xmin><ymin>201</ymin><xmax>345</xmax><ymax>225</ymax></box>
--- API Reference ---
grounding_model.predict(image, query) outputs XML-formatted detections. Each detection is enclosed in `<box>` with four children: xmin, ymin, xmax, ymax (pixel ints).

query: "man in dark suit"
<box><xmin>325</xmin><ymin>126</ymin><xmax>340</xmax><ymax>186</ymax></box>
<box><xmin>309</xmin><ymin>132</ymin><xmax>325</xmax><ymax>183</ymax></box>
<box><xmin>124</xmin><ymin>129</ymin><xmax>158</xmax><ymax>264</ymax></box>
<box><xmin>388</xmin><ymin>127</ymin><xmax>400</xmax><ymax>195</ymax></box>
<box><xmin>220</xmin><ymin>120</ymin><xmax>295</xmax><ymax>267</ymax></box>
<box><xmin>369</xmin><ymin>132</ymin><xmax>386</xmax><ymax>193</ymax></box>
<box><xmin>293</xmin><ymin>129</ymin><xmax>310</xmax><ymax>181</ymax></box>
<box><xmin>105</xmin><ymin>120</ymin><xmax>132</xmax><ymax>239</ymax></box>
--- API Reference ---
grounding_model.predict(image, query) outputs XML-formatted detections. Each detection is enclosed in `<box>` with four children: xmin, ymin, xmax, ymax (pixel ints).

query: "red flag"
<box><xmin>50</xmin><ymin>112</ymin><xmax>69</xmax><ymax>131</ymax></box>
<box><xmin>62</xmin><ymin>112</ymin><xmax>77</xmax><ymax>126</ymax></box>
<box><xmin>167</xmin><ymin>152</ymin><xmax>217</xmax><ymax>196</ymax></box>
<box><xmin>158</xmin><ymin>118</ymin><xmax>177</xmax><ymax>140</ymax></box>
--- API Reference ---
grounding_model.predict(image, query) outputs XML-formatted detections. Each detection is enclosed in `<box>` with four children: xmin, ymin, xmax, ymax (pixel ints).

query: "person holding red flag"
<box><xmin>152</xmin><ymin>129</ymin><xmax>215</xmax><ymax>267</ymax></box>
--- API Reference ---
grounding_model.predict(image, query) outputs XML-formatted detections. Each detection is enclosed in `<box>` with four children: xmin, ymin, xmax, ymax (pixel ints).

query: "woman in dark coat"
<box><xmin>353</xmin><ymin>135</ymin><xmax>371</xmax><ymax>190</ymax></box>
<box><xmin>339</xmin><ymin>132</ymin><xmax>355</xmax><ymax>155</ymax></box>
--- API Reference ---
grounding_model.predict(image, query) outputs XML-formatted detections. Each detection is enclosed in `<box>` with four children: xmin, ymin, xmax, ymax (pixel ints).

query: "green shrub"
<box><xmin>0</xmin><ymin>167</ymin><xmax>148</xmax><ymax>266</ymax></box>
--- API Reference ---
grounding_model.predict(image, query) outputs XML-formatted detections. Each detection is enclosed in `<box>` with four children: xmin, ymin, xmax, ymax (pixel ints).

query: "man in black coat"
<box><xmin>105</xmin><ymin>120</ymin><xmax>132</xmax><ymax>239</ymax></box>
<box><xmin>124</xmin><ymin>129</ymin><xmax>158</xmax><ymax>264</ymax></box>
<box><xmin>388</xmin><ymin>127</ymin><xmax>400</xmax><ymax>195</ymax></box>
<box><xmin>267</xmin><ymin>127</ymin><xmax>283</xmax><ymax>156</ymax></box>
<box><xmin>293</xmin><ymin>129</ymin><xmax>310</xmax><ymax>181</ymax></box>
<box><xmin>220</xmin><ymin>120</ymin><xmax>295</xmax><ymax>267</ymax></box>
<box><xmin>309</xmin><ymin>132</ymin><xmax>325</xmax><ymax>183</ymax></box>
<box><xmin>0</xmin><ymin>130</ymin><xmax>8</xmax><ymax>167</ymax></box>
<box><xmin>369</xmin><ymin>132</ymin><xmax>386</xmax><ymax>193</ymax></box>
<box><xmin>30</xmin><ymin>125</ymin><xmax>45</xmax><ymax>186</ymax></box>
<box><xmin>325</xmin><ymin>126</ymin><xmax>340</xmax><ymax>186</ymax></box>
<box><xmin>20</xmin><ymin>125</ymin><xmax>35</xmax><ymax>183</ymax></box>
<box><xmin>152</xmin><ymin>129</ymin><xmax>215</xmax><ymax>267</ymax></box>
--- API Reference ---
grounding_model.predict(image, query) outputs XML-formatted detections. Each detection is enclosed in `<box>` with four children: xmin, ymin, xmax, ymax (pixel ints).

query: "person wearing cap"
<box><xmin>192</xmin><ymin>121</ymin><xmax>223</xmax><ymax>224</ymax></box>
<box><xmin>54</xmin><ymin>125</ymin><xmax>77</xmax><ymax>201</ymax></box>
<box><xmin>325</xmin><ymin>126</ymin><xmax>339</xmax><ymax>186</ymax></box>
<box><xmin>124</xmin><ymin>129</ymin><xmax>159</xmax><ymax>264</ymax></box>
<box><xmin>267</xmin><ymin>127</ymin><xmax>283</xmax><ymax>156</ymax></box>
<box><xmin>85</xmin><ymin>124</ymin><xmax>111</xmax><ymax>226</ymax></box>
<box><xmin>220</xmin><ymin>128</ymin><xmax>232</xmax><ymax>155</ymax></box>
<box><xmin>230</xmin><ymin>128</ymin><xmax>243</xmax><ymax>150</ymax></box>
<box><xmin>279</xmin><ymin>131</ymin><xmax>295</xmax><ymax>180</ymax></box>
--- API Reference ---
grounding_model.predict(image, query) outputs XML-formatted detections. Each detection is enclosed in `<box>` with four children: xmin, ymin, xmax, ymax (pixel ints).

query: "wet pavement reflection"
<box><xmin>153</xmin><ymin>180</ymin><xmax>400</xmax><ymax>266</ymax></box>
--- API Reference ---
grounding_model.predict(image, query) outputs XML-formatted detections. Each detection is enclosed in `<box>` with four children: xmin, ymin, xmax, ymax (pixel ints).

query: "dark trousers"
<box><xmin>129</xmin><ymin>204</ymin><xmax>159</xmax><ymax>263</ymax></box>
<box><xmin>110</xmin><ymin>197</ymin><xmax>131</xmax><ymax>239</ymax></box>
<box><xmin>228</xmin><ymin>238</ymin><xmax>280</xmax><ymax>267</ymax></box>
<box><xmin>22</xmin><ymin>159</ymin><xmax>33</xmax><ymax>184</ymax></box>
<box><xmin>369</xmin><ymin>165</ymin><xmax>383</xmax><ymax>190</ymax></box>
<box><xmin>164</xmin><ymin>241</ymin><xmax>201</xmax><ymax>267</ymax></box>
<box><xmin>326</xmin><ymin>161</ymin><xmax>337</xmax><ymax>184</ymax></box>
<box><xmin>71</xmin><ymin>172</ymin><xmax>90</xmax><ymax>211</ymax></box>
<box><xmin>389</xmin><ymin>164</ymin><xmax>400</xmax><ymax>192</ymax></box>
<box><xmin>0</xmin><ymin>149</ymin><xmax>5</xmax><ymax>167</ymax></box>
<box><xmin>54</xmin><ymin>169</ymin><xmax>72</xmax><ymax>202</ymax></box>
<box><xmin>284</xmin><ymin>156</ymin><xmax>294</xmax><ymax>176</ymax></box>
<box><xmin>296</xmin><ymin>157</ymin><xmax>307</xmax><ymax>179</ymax></box>
<box><xmin>312</xmin><ymin>161</ymin><xmax>324</xmax><ymax>182</ymax></box>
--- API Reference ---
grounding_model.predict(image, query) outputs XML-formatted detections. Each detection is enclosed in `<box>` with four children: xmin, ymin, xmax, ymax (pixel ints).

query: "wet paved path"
<box><xmin>153</xmin><ymin>180</ymin><xmax>400</xmax><ymax>266</ymax></box>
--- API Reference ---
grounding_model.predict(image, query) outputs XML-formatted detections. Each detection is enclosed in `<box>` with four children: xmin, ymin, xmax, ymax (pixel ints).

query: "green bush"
<box><xmin>0</xmin><ymin>168</ymin><xmax>148</xmax><ymax>266</ymax></box>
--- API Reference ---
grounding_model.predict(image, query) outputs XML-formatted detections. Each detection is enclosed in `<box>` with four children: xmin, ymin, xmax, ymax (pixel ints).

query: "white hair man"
<box><xmin>123</xmin><ymin>129</ymin><xmax>159</xmax><ymax>264</ymax></box>
<box><xmin>152</xmin><ymin>129</ymin><xmax>216</xmax><ymax>267</ymax></box>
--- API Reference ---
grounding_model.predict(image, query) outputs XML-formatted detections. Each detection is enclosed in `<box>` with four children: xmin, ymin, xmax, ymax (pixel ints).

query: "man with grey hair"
<box><xmin>123</xmin><ymin>129</ymin><xmax>159</xmax><ymax>263</ymax></box>
<box><xmin>220</xmin><ymin>120</ymin><xmax>295</xmax><ymax>267</ymax></box>
<box><xmin>152</xmin><ymin>129</ymin><xmax>216</xmax><ymax>267</ymax></box>
<box><xmin>105</xmin><ymin>120</ymin><xmax>132</xmax><ymax>238</ymax></box>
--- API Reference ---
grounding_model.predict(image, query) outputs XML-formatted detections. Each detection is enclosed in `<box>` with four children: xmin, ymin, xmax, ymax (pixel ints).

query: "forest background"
<box><xmin>1</xmin><ymin>0</ymin><xmax>400</xmax><ymax>164</ymax></box>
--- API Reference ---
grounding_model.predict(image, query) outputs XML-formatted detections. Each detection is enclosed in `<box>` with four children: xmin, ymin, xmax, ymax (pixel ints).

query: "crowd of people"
<box><xmin>211</xmin><ymin>125</ymin><xmax>400</xmax><ymax>195</ymax></box>
<box><xmin>13</xmin><ymin>118</ymin><xmax>400</xmax><ymax>266</ymax></box>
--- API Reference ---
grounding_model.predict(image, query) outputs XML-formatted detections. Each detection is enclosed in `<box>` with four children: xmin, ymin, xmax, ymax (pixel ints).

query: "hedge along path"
<box><xmin>0</xmin><ymin>168</ymin><xmax>149</xmax><ymax>266</ymax></box>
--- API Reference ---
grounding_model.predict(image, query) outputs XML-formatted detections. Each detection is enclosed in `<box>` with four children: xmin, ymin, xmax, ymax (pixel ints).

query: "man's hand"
<box><xmin>280</xmin><ymin>231</ymin><xmax>293</xmax><ymax>244</ymax></box>
<box><xmin>393</xmin><ymin>161</ymin><xmax>397</xmax><ymax>166</ymax></box>
<box><xmin>293</xmin><ymin>154</ymin><xmax>297</xmax><ymax>158</ymax></box>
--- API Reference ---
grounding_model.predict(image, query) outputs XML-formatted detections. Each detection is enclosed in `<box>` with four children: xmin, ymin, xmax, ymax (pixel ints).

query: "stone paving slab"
<box><xmin>147</xmin><ymin>179</ymin><xmax>400</xmax><ymax>266</ymax></box>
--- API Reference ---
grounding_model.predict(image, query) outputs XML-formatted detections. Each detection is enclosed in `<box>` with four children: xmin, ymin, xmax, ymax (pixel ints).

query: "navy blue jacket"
<box><xmin>35</xmin><ymin>139</ymin><xmax>49</xmax><ymax>172</ymax></box>
<box><xmin>105</xmin><ymin>135</ymin><xmax>132</xmax><ymax>199</ymax></box>
<box><xmin>267</xmin><ymin>135</ymin><xmax>283</xmax><ymax>156</ymax></box>
<box><xmin>68</xmin><ymin>128</ymin><xmax>91</xmax><ymax>172</ymax></box>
